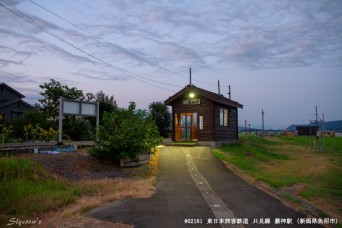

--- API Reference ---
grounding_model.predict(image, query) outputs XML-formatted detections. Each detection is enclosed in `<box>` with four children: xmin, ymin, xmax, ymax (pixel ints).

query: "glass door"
<box><xmin>175</xmin><ymin>113</ymin><xmax>198</xmax><ymax>141</ymax></box>
<box><xmin>181</xmin><ymin>114</ymin><xmax>192</xmax><ymax>141</ymax></box>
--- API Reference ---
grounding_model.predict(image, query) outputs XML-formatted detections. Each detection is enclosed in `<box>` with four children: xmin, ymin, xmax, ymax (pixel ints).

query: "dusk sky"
<box><xmin>1</xmin><ymin>0</ymin><xmax>341</xmax><ymax>129</ymax></box>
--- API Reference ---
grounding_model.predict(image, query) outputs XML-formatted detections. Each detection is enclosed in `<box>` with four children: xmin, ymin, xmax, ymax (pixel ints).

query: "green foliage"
<box><xmin>84</xmin><ymin>90</ymin><xmax>118</xmax><ymax>133</ymax></box>
<box><xmin>37</xmin><ymin>79</ymin><xmax>84</xmax><ymax>119</ymax></box>
<box><xmin>0</xmin><ymin>157</ymin><xmax>47</xmax><ymax>181</ymax></box>
<box><xmin>85</xmin><ymin>90</ymin><xmax>117</xmax><ymax>115</ymax></box>
<box><xmin>63</xmin><ymin>117</ymin><xmax>92</xmax><ymax>141</ymax></box>
<box><xmin>148</xmin><ymin>101</ymin><xmax>171</xmax><ymax>138</ymax></box>
<box><xmin>89</xmin><ymin>102</ymin><xmax>162</xmax><ymax>161</ymax></box>
<box><xmin>0</xmin><ymin>158</ymin><xmax>82</xmax><ymax>216</ymax></box>
<box><xmin>22</xmin><ymin>124</ymin><xmax>59</xmax><ymax>142</ymax></box>
<box><xmin>11</xmin><ymin>108</ymin><xmax>55</xmax><ymax>140</ymax></box>
<box><xmin>0</xmin><ymin>116</ymin><xmax>13</xmax><ymax>144</ymax></box>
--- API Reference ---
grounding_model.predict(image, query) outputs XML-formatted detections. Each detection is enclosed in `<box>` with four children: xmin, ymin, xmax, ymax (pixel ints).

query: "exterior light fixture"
<box><xmin>189</xmin><ymin>92</ymin><xmax>195</xmax><ymax>98</ymax></box>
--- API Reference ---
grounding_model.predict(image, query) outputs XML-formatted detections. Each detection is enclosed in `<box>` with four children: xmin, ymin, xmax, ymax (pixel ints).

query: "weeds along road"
<box><xmin>88</xmin><ymin>146</ymin><xmax>321</xmax><ymax>227</ymax></box>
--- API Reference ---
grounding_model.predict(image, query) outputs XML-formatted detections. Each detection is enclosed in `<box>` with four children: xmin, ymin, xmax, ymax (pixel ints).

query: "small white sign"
<box><xmin>81</xmin><ymin>103</ymin><xmax>96</xmax><ymax>115</ymax></box>
<box><xmin>199</xmin><ymin>116</ymin><xmax>203</xmax><ymax>130</ymax></box>
<box><xmin>183</xmin><ymin>99</ymin><xmax>200</xmax><ymax>105</ymax></box>
<box><xmin>63</xmin><ymin>101</ymin><xmax>79</xmax><ymax>114</ymax></box>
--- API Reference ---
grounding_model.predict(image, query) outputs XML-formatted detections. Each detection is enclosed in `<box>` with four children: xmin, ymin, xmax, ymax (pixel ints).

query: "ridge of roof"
<box><xmin>0</xmin><ymin>83</ymin><xmax>25</xmax><ymax>98</ymax></box>
<box><xmin>164</xmin><ymin>84</ymin><xmax>243</xmax><ymax>109</ymax></box>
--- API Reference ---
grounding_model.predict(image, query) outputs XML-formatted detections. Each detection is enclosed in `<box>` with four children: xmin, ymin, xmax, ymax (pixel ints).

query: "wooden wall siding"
<box><xmin>171</xmin><ymin>94</ymin><xmax>214</xmax><ymax>141</ymax></box>
<box><xmin>214</xmin><ymin>104</ymin><xmax>238</xmax><ymax>141</ymax></box>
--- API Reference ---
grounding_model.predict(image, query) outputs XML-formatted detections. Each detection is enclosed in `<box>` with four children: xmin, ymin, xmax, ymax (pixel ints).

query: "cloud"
<box><xmin>90</xmin><ymin>0</ymin><xmax>342</xmax><ymax>70</ymax></box>
<box><xmin>1</xmin><ymin>0</ymin><xmax>25</xmax><ymax>7</ymax></box>
<box><xmin>0</xmin><ymin>29</ymin><xmax>95</xmax><ymax>65</ymax></box>
<box><xmin>0</xmin><ymin>46</ymin><xmax>32</xmax><ymax>65</ymax></box>
<box><xmin>73</xmin><ymin>69</ymin><xmax>130</xmax><ymax>81</ymax></box>
<box><xmin>0</xmin><ymin>71</ymin><xmax>36</xmax><ymax>83</ymax></box>
<box><xmin>209</xmin><ymin>0</ymin><xmax>342</xmax><ymax>68</ymax></box>
<box><xmin>2</xmin><ymin>0</ymin><xmax>342</xmax><ymax>74</ymax></box>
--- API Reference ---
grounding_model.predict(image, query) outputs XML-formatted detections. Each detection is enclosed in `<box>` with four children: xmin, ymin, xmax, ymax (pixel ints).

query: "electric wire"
<box><xmin>28</xmin><ymin>0</ymin><xmax>187</xmax><ymax>79</ymax></box>
<box><xmin>0</xmin><ymin>1</ymin><xmax>179</xmax><ymax>92</ymax></box>
<box><xmin>27</xmin><ymin>0</ymin><xmax>216</xmax><ymax>87</ymax></box>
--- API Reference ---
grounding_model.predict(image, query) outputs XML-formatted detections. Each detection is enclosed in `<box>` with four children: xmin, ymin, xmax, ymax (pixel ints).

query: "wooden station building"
<box><xmin>164</xmin><ymin>83</ymin><xmax>243</xmax><ymax>147</ymax></box>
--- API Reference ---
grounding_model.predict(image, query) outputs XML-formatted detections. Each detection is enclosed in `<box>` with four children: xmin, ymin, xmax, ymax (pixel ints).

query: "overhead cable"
<box><xmin>0</xmin><ymin>0</ymin><xmax>179</xmax><ymax>92</ymax></box>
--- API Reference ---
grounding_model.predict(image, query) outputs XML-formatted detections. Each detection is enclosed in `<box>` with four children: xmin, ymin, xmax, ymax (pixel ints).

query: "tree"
<box><xmin>86</xmin><ymin>90</ymin><xmax>117</xmax><ymax>114</ymax></box>
<box><xmin>149</xmin><ymin>102</ymin><xmax>171</xmax><ymax>138</ymax></box>
<box><xmin>37</xmin><ymin>79</ymin><xmax>84</xmax><ymax>119</ymax></box>
<box><xmin>85</xmin><ymin>91</ymin><xmax>117</xmax><ymax>127</ymax></box>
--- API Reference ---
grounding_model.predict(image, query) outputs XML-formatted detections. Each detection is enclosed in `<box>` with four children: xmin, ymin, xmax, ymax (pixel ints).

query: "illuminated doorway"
<box><xmin>175</xmin><ymin>113</ymin><xmax>198</xmax><ymax>141</ymax></box>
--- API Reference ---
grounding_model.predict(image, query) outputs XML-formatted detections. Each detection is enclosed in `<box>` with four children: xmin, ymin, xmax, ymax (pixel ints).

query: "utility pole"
<box><xmin>228</xmin><ymin>85</ymin><xmax>231</xmax><ymax>99</ymax></box>
<box><xmin>245</xmin><ymin>120</ymin><xmax>247</xmax><ymax>135</ymax></box>
<box><xmin>218</xmin><ymin>80</ymin><xmax>221</xmax><ymax>94</ymax></box>
<box><xmin>322</xmin><ymin>113</ymin><xmax>325</xmax><ymax>152</ymax></box>
<box><xmin>262</xmin><ymin>109</ymin><xmax>265</xmax><ymax>137</ymax></box>
<box><xmin>248</xmin><ymin>123</ymin><xmax>251</xmax><ymax>135</ymax></box>
<box><xmin>315</xmin><ymin>106</ymin><xmax>318</xmax><ymax>149</ymax></box>
<box><xmin>189</xmin><ymin>67</ymin><xmax>192</xmax><ymax>85</ymax></box>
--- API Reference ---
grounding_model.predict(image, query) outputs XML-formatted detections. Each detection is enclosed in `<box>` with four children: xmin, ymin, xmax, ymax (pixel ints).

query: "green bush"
<box><xmin>63</xmin><ymin>117</ymin><xmax>92</xmax><ymax>141</ymax></box>
<box><xmin>11</xmin><ymin>109</ymin><xmax>55</xmax><ymax>140</ymax></box>
<box><xmin>89</xmin><ymin>102</ymin><xmax>162</xmax><ymax>161</ymax></box>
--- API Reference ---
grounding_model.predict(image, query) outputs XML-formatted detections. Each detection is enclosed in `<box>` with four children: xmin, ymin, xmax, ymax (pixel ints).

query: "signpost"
<box><xmin>59</xmin><ymin>97</ymin><xmax>99</xmax><ymax>142</ymax></box>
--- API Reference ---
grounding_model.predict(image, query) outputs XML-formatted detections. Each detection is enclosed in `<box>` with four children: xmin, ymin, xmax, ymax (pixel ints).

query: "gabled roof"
<box><xmin>0</xmin><ymin>83</ymin><xmax>25</xmax><ymax>98</ymax></box>
<box><xmin>164</xmin><ymin>84</ymin><xmax>243</xmax><ymax>109</ymax></box>
<box><xmin>0</xmin><ymin>98</ymin><xmax>34</xmax><ymax>109</ymax></box>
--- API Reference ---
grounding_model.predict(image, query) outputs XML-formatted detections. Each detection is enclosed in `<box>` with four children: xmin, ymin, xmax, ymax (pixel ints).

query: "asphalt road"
<box><xmin>88</xmin><ymin>146</ymin><xmax>320</xmax><ymax>227</ymax></box>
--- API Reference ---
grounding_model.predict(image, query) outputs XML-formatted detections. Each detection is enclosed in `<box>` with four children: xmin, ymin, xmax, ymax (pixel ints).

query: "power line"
<box><xmin>0</xmin><ymin>0</ymin><xmax>179</xmax><ymax>92</ymax></box>
<box><xmin>28</xmin><ymin>0</ymin><xmax>186</xmax><ymax>78</ymax></box>
<box><xmin>27</xmin><ymin>0</ymin><xmax>216</xmax><ymax>87</ymax></box>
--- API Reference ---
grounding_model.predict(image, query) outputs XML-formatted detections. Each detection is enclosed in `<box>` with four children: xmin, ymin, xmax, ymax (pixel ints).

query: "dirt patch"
<box><xmin>20</xmin><ymin>149</ymin><xmax>132</xmax><ymax>181</ymax></box>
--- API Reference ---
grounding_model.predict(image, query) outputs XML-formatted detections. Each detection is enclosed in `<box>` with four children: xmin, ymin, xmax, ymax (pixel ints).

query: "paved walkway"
<box><xmin>88</xmin><ymin>146</ymin><xmax>319</xmax><ymax>227</ymax></box>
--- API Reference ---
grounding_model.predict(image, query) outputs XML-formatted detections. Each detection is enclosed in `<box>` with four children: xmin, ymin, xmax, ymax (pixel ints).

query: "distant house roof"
<box><xmin>164</xmin><ymin>84</ymin><xmax>243</xmax><ymax>109</ymax></box>
<box><xmin>0</xmin><ymin>83</ymin><xmax>25</xmax><ymax>98</ymax></box>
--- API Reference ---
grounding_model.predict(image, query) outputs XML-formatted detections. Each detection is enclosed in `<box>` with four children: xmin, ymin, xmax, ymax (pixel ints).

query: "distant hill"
<box><xmin>286</xmin><ymin>120</ymin><xmax>342</xmax><ymax>132</ymax></box>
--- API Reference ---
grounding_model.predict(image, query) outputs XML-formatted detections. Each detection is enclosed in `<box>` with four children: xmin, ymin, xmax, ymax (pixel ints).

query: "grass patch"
<box><xmin>281</xmin><ymin>136</ymin><xmax>342</xmax><ymax>154</ymax></box>
<box><xmin>216</xmin><ymin>138</ymin><xmax>287</xmax><ymax>175</ymax></box>
<box><xmin>282</xmin><ymin>193</ymin><xmax>301</xmax><ymax>204</ymax></box>
<box><xmin>214</xmin><ymin>135</ymin><xmax>342</xmax><ymax>221</ymax></box>
<box><xmin>0</xmin><ymin>157</ymin><xmax>83</xmax><ymax>219</ymax></box>
<box><xmin>256</xmin><ymin>174</ymin><xmax>304</xmax><ymax>189</ymax></box>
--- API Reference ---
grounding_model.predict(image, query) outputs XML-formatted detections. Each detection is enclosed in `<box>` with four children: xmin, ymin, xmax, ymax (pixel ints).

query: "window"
<box><xmin>175</xmin><ymin>114</ymin><xmax>179</xmax><ymax>127</ymax></box>
<box><xmin>199</xmin><ymin>116</ymin><xmax>203</xmax><ymax>130</ymax></box>
<box><xmin>219</xmin><ymin>108</ymin><xmax>228</xmax><ymax>127</ymax></box>
<box><xmin>224</xmin><ymin>109</ymin><xmax>228</xmax><ymax>126</ymax></box>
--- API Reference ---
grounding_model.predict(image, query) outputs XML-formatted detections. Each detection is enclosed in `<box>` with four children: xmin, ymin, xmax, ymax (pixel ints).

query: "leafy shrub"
<box><xmin>63</xmin><ymin>118</ymin><xmax>92</xmax><ymax>141</ymax></box>
<box><xmin>89</xmin><ymin>102</ymin><xmax>162</xmax><ymax>161</ymax></box>
<box><xmin>11</xmin><ymin>109</ymin><xmax>55</xmax><ymax>140</ymax></box>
